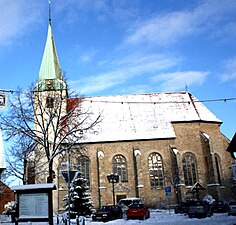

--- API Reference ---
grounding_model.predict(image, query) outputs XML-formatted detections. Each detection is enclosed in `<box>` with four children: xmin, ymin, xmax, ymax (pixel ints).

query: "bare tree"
<box><xmin>0</xmin><ymin>86</ymin><xmax>100</xmax><ymax>183</ymax></box>
<box><xmin>4</xmin><ymin>136</ymin><xmax>38</xmax><ymax>184</ymax></box>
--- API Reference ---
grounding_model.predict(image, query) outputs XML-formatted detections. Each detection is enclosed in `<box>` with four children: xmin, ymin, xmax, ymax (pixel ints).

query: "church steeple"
<box><xmin>34</xmin><ymin>5</ymin><xmax>67</xmax><ymax>92</ymax></box>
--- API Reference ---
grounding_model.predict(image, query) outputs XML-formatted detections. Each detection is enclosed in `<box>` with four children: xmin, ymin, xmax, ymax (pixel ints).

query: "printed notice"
<box><xmin>19</xmin><ymin>193</ymin><xmax>48</xmax><ymax>218</ymax></box>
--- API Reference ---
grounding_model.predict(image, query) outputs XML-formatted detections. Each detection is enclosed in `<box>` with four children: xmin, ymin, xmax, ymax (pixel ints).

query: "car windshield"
<box><xmin>188</xmin><ymin>201</ymin><xmax>203</xmax><ymax>206</ymax></box>
<box><xmin>229</xmin><ymin>202</ymin><xmax>236</xmax><ymax>205</ymax></box>
<box><xmin>119</xmin><ymin>200</ymin><xmax>132</xmax><ymax>206</ymax></box>
<box><xmin>118</xmin><ymin>198</ymin><xmax>143</xmax><ymax>207</ymax></box>
<box><xmin>129</xmin><ymin>204</ymin><xmax>144</xmax><ymax>208</ymax></box>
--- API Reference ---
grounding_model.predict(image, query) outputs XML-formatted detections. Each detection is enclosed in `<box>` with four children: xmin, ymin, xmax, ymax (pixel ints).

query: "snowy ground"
<box><xmin>1</xmin><ymin>210</ymin><xmax>236</xmax><ymax>225</ymax></box>
<box><xmin>84</xmin><ymin>209</ymin><xmax>236</xmax><ymax>225</ymax></box>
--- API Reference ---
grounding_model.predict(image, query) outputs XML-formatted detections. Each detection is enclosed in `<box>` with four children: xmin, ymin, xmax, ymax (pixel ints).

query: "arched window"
<box><xmin>215</xmin><ymin>153</ymin><xmax>222</xmax><ymax>185</ymax></box>
<box><xmin>148</xmin><ymin>152</ymin><xmax>164</xmax><ymax>188</ymax></box>
<box><xmin>113</xmin><ymin>155</ymin><xmax>128</xmax><ymax>182</ymax></box>
<box><xmin>77</xmin><ymin>157</ymin><xmax>90</xmax><ymax>187</ymax></box>
<box><xmin>182</xmin><ymin>153</ymin><xmax>198</xmax><ymax>186</ymax></box>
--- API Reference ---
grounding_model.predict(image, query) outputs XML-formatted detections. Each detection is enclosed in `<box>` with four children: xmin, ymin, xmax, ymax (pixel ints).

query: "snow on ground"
<box><xmin>1</xmin><ymin>210</ymin><xmax>236</xmax><ymax>225</ymax></box>
<box><xmin>83</xmin><ymin>209</ymin><xmax>236</xmax><ymax>225</ymax></box>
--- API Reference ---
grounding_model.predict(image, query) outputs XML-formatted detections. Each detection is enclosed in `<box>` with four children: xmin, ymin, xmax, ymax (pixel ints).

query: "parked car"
<box><xmin>126</xmin><ymin>204</ymin><xmax>150</xmax><ymax>220</ymax></box>
<box><xmin>228</xmin><ymin>202</ymin><xmax>236</xmax><ymax>216</ymax></box>
<box><xmin>174</xmin><ymin>202</ymin><xmax>193</xmax><ymax>214</ymax></box>
<box><xmin>91</xmin><ymin>205</ymin><xmax>122</xmax><ymax>222</ymax></box>
<box><xmin>212</xmin><ymin>201</ymin><xmax>228</xmax><ymax>213</ymax></box>
<box><xmin>117</xmin><ymin>197</ymin><xmax>143</xmax><ymax>213</ymax></box>
<box><xmin>187</xmin><ymin>201</ymin><xmax>212</xmax><ymax>218</ymax></box>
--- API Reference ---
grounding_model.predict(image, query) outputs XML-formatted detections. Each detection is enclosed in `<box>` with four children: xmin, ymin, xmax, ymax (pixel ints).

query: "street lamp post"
<box><xmin>107</xmin><ymin>173</ymin><xmax>119</xmax><ymax>206</ymax></box>
<box><xmin>67</xmin><ymin>150</ymin><xmax>71</xmax><ymax>225</ymax></box>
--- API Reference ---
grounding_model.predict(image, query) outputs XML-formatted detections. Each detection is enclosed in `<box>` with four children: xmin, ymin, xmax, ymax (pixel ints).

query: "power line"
<box><xmin>0</xmin><ymin>89</ymin><xmax>14</xmax><ymax>93</ymax></box>
<box><xmin>1</xmin><ymin>88</ymin><xmax>236</xmax><ymax>105</ymax></box>
<box><xmin>83</xmin><ymin>97</ymin><xmax>236</xmax><ymax>104</ymax></box>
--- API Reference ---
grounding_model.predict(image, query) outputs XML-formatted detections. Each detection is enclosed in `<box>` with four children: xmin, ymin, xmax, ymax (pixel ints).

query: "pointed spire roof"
<box><xmin>34</xmin><ymin>20</ymin><xmax>67</xmax><ymax>91</ymax></box>
<box><xmin>0</xmin><ymin>129</ymin><xmax>6</xmax><ymax>172</ymax></box>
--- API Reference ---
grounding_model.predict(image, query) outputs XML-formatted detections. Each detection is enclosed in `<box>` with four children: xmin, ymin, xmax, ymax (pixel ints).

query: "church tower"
<box><xmin>33</xmin><ymin>9</ymin><xmax>68</xmax><ymax>184</ymax></box>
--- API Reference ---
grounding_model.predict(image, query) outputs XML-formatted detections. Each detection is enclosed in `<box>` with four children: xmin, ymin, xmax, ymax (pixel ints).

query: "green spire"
<box><xmin>34</xmin><ymin>22</ymin><xmax>67</xmax><ymax>91</ymax></box>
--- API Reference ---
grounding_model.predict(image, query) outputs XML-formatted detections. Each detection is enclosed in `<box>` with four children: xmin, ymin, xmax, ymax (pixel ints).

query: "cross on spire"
<box><xmin>49</xmin><ymin>0</ymin><xmax>51</xmax><ymax>25</ymax></box>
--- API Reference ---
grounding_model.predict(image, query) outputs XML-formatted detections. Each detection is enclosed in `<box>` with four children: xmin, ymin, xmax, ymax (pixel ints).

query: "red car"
<box><xmin>126</xmin><ymin>204</ymin><xmax>150</xmax><ymax>220</ymax></box>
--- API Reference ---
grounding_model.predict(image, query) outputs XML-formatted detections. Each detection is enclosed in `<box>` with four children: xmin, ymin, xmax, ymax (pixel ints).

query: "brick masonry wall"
<box><xmin>0</xmin><ymin>182</ymin><xmax>14</xmax><ymax>213</ymax></box>
<box><xmin>54</xmin><ymin>121</ymin><xmax>233</xmax><ymax>211</ymax></box>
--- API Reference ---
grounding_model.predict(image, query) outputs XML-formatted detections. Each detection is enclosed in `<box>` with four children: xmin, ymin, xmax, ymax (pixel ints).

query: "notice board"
<box><xmin>19</xmin><ymin>193</ymin><xmax>49</xmax><ymax>219</ymax></box>
<box><xmin>11</xmin><ymin>183</ymin><xmax>56</xmax><ymax>225</ymax></box>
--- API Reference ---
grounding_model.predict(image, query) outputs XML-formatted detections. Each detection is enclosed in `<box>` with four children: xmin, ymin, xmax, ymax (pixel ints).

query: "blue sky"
<box><xmin>0</xmin><ymin>0</ymin><xmax>236</xmax><ymax>139</ymax></box>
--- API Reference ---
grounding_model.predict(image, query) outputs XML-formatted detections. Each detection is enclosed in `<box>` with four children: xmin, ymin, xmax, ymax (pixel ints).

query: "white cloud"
<box><xmin>221</xmin><ymin>57</ymin><xmax>236</xmax><ymax>82</ymax></box>
<box><xmin>79</xmin><ymin>50</ymin><xmax>97</xmax><ymax>63</ymax></box>
<box><xmin>125</xmin><ymin>11</ymin><xmax>195</xmax><ymax>46</ymax></box>
<box><xmin>0</xmin><ymin>1</ymin><xmax>43</xmax><ymax>46</ymax></box>
<box><xmin>151</xmin><ymin>71</ymin><xmax>209</xmax><ymax>92</ymax></box>
<box><xmin>54</xmin><ymin>0</ymin><xmax>138</xmax><ymax>25</ymax></box>
<box><xmin>77</xmin><ymin>71</ymin><xmax>126</xmax><ymax>94</ymax></box>
<box><xmin>116</xmin><ymin>84</ymin><xmax>151</xmax><ymax>95</ymax></box>
<box><xmin>70</xmin><ymin>53</ymin><xmax>180</xmax><ymax>94</ymax></box>
<box><xmin>124</xmin><ymin>0</ymin><xmax>236</xmax><ymax>47</ymax></box>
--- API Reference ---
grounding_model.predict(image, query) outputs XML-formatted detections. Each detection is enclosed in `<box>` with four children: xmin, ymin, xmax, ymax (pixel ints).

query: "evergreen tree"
<box><xmin>64</xmin><ymin>172</ymin><xmax>93</xmax><ymax>218</ymax></box>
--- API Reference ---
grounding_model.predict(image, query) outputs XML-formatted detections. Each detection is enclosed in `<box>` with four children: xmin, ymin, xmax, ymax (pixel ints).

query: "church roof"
<box><xmin>68</xmin><ymin>92</ymin><xmax>221</xmax><ymax>143</ymax></box>
<box><xmin>34</xmin><ymin>22</ymin><xmax>66</xmax><ymax>91</ymax></box>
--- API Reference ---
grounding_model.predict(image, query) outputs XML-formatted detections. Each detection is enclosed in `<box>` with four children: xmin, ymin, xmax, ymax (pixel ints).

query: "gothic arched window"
<box><xmin>182</xmin><ymin>153</ymin><xmax>198</xmax><ymax>186</ymax></box>
<box><xmin>77</xmin><ymin>156</ymin><xmax>90</xmax><ymax>187</ymax></box>
<box><xmin>113</xmin><ymin>155</ymin><xmax>128</xmax><ymax>182</ymax></box>
<box><xmin>148</xmin><ymin>152</ymin><xmax>164</xmax><ymax>188</ymax></box>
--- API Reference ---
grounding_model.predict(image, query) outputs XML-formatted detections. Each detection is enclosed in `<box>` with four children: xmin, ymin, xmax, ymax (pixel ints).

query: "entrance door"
<box><xmin>116</xmin><ymin>194</ymin><xmax>126</xmax><ymax>204</ymax></box>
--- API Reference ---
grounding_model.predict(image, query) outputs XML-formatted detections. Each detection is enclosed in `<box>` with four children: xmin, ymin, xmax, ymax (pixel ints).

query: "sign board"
<box><xmin>19</xmin><ymin>193</ymin><xmax>48</xmax><ymax>219</ymax></box>
<box><xmin>165</xmin><ymin>186</ymin><xmax>171</xmax><ymax>199</ymax></box>
<box><xmin>11</xmin><ymin>183</ymin><xmax>56</xmax><ymax>225</ymax></box>
<box><xmin>166</xmin><ymin>192</ymin><xmax>171</xmax><ymax>199</ymax></box>
<box><xmin>61</xmin><ymin>170</ymin><xmax>79</xmax><ymax>184</ymax></box>
<box><xmin>0</xmin><ymin>93</ymin><xmax>6</xmax><ymax>108</ymax></box>
<box><xmin>165</xmin><ymin>186</ymin><xmax>171</xmax><ymax>193</ymax></box>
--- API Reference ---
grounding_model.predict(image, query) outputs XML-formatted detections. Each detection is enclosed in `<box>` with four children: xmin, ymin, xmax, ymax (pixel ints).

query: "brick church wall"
<box><xmin>54</xmin><ymin>121</ymin><xmax>233</xmax><ymax>211</ymax></box>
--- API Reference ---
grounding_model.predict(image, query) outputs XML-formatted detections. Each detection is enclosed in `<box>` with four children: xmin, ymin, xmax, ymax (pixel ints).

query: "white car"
<box><xmin>117</xmin><ymin>197</ymin><xmax>143</xmax><ymax>215</ymax></box>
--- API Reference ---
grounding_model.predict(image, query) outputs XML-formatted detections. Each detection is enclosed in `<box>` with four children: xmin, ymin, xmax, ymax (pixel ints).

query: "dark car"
<box><xmin>174</xmin><ymin>202</ymin><xmax>193</xmax><ymax>214</ymax></box>
<box><xmin>91</xmin><ymin>205</ymin><xmax>122</xmax><ymax>222</ymax></box>
<box><xmin>126</xmin><ymin>204</ymin><xmax>150</xmax><ymax>220</ymax></box>
<box><xmin>212</xmin><ymin>201</ymin><xmax>228</xmax><ymax>213</ymax></box>
<box><xmin>228</xmin><ymin>202</ymin><xmax>236</xmax><ymax>216</ymax></box>
<box><xmin>187</xmin><ymin>201</ymin><xmax>212</xmax><ymax>218</ymax></box>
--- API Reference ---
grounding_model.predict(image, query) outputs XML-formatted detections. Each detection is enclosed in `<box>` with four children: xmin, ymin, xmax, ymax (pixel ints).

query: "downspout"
<box><xmin>133</xmin><ymin>148</ymin><xmax>139</xmax><ymax>198</ymax></box>
<box><xmin>97</xmin><ymin>150</ymin><xmax>101</xmax><ymax>208</ymax></box>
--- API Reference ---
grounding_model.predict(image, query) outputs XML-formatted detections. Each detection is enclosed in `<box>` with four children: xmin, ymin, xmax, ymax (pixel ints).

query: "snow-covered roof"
<box><xmin>11</xmin><ymin>183</ymin><xmax>56</xmax><ymax>191</ymax></box>
<box><xmin>69</xmin><ymin>92</ymin><xmax>221</xmax><ymax>143</ymax></box>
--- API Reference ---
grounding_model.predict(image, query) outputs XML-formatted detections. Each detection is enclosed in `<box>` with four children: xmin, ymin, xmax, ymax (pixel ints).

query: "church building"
<box><xmin>33</xmin><ymin>19</ymin><xmax>234</xmax><ymax>212</ymax></box>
